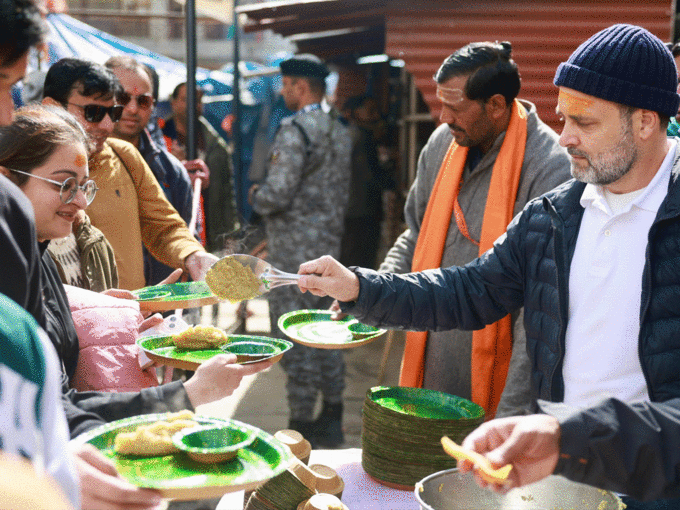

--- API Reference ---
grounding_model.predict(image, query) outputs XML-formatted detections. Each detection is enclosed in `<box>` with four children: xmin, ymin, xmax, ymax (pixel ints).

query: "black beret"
<box><xmin>280</xmin><ymin>54</ymin><xmax>329</xmax><ymax>79</ymax></box>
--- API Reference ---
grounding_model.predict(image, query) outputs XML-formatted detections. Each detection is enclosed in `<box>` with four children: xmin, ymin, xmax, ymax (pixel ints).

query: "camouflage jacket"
<box><xmin>251</xmin><ymin>107</ymin><xmax>352</xmax><ymax>269</ymax></box>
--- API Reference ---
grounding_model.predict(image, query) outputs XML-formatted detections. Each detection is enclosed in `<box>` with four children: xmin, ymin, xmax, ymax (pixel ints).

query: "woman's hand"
<box><xmin>71</xmin><ymin>443</ymin><xmax>164</xmax><ymax>510</ymax></box>
<box><xmin>183</xmin><ymin>354</ymin><xmax>273</xmax><ymax>407</ymax></box>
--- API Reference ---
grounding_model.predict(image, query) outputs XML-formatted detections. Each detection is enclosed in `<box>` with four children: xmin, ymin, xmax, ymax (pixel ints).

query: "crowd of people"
<box><xmin>298</xmin><ymin>22</ymin><xmax>680</xmax><ymax>510</ymax></box>
<box><xmin>2</xmin><ymin>0</ymin><xmax>680</xmax><ymax>509</ymax></box>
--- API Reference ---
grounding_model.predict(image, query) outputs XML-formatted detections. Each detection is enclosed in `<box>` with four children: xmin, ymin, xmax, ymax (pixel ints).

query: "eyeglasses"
<box><xmin>119</xmin><ymin>91</ymin><xmax>155</xmax><ymax>110</ymax></box>
<box><xmin>68</xmin><ymin>102</ymin><xmax>124</xmax><ymax>123</ymax></box>
<box><xmin>10</xmin><ymin>168</ymin><xmax>98</xmax><ymax>205</ymax></box>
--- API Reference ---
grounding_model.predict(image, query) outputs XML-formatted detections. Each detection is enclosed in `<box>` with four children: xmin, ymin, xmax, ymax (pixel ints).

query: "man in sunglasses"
<box><xmin>104</xmin><ymin>55</ymin><xmax>196</xmax><ymax>285</ymax></box>
<box><xmin>43</xmin><ymin>58</ymin><xmax>218</xmax><ymax>291</ymax></box>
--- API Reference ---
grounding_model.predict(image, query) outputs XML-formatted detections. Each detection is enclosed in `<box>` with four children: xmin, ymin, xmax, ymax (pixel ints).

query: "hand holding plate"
<box><xmin>183</xmin><ymin>353</ymin><xmax>273</xmax><ymax>407</ymax></box>
<box><xmin>185</xmin><ymin>251</ymin><xmax>219</xmax><ymax>282</ymax></box>
<box><xmin>71</xmin><ymin>443</ymin><xmax>164</xmax><ymax>510</ymax></box>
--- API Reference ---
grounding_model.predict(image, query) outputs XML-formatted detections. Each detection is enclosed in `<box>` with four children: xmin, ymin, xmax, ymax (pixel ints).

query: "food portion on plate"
<box><xmin>114</xmin><ymin>410</ymin><xmax>199</xmax><ymax>457</ymax></box>
<box><xmin>173</xmin><ymin>325</ymin><xmax>231</xmax><ymax>350</ymax></box>
<box><xmin>206</xmin><ymin>256</ymin><xmax>262</xmax><ymax>302</ymax></box>
<box><xmin>137</xmin><ymin>333</ymin><xmax>294</xmax><ymax>371</ymax></box>
<box><xmin>71</xmin><ymin>413</ymin><xmax>295</xmax><ymax>500</ymax></box>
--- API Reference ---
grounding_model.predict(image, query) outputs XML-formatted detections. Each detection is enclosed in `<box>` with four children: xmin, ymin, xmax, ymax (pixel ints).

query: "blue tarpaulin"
<box><xmin>41</xmin><ymin>12</ymin><xmax>286</xmax><ymax>223</ymax></box>
<box><xmin>45</xmin><ymin>13</ymin><xmax>223</xmax><ymax>100</ymax></box>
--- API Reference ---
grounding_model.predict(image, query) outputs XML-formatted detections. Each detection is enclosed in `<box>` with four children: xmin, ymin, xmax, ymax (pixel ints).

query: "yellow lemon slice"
<box><xmin>441</xmin><ymin>436</ymin><xmax>512</xmax><ymax>484</ymax></box>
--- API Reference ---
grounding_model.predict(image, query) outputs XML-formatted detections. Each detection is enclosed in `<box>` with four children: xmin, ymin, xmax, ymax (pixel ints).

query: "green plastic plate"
<box><xmin>132</xmin><ymin>282</ymin><xmax>220</xmax><ymax>312</ymax></box>
<box><xmin>137</xmin><ymin>334</ymin><xmax>293</xmax><ymax>371</ymax></box>
<box><xmin>71</xmin><ymin>413</ymin><xmax>293</xmax><ymax>501</ymax></box>
<box><xmin>277</xmin><ymin>309</ymin><xmax>386</xmax><ymax>349</ymax></box>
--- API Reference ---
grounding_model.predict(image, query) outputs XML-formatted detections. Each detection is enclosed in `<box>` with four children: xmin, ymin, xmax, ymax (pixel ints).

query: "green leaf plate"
<box><xmin>137</xmin><ymin>334</ymin><xmax>293</xmax><ymax>371</ymax></box>
<box><xmin>362</xmin><ymin>387</ymin><xmax>485</xmax><ymax>489</ymax></box>
<box><xmin>71</xmin><ymin>413</ymin><xmax>293</xmax><ymax>501</ymax></box>
<box><xmin>366</xmin><ymin>386</ymin><xmax>485</xmax><ymax>422</ymax></box>
<box><xmin>132</xmin><ymin>282</ymin><xmax>221</xmax><ymax>312</ymax></box>
<box><xmin>277</xmin><ymin>309</ymin><xmax>386</xmax><ymax>349</ymax></box>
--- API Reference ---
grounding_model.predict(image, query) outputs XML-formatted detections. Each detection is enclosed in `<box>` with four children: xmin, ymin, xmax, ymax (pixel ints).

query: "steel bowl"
<box><xmin>414</xmin><ymin>468</ymin><xmax>624</xmax><ymax>510</ymax></box>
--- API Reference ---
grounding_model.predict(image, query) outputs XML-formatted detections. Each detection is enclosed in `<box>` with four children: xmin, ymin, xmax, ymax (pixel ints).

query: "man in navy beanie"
<box><xmin>294</xmin><ymin>24</ymin><xmax>680</xmax><ymax>505</ymax></box>
<box><xmin>454</xmin><ymin>24</ymin><xmax>680</xmax><ymax>506</ymax></box>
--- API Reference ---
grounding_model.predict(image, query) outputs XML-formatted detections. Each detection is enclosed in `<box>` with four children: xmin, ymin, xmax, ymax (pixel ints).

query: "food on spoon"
<box><xmin>114</xmin><ymin>410</ymin><xmax>199</xmax><ymax>456</ymax></box>
<box><xmin>206</xmin><ymin>256</ymin><xmax>262</xmax><ymax>302</ymax></box>
<box><xmin>173</xmin><ymin>325</ymin><xmax>230</xmax><ymax>350</ymax></box>
<box><xmin>440</xmin><ymin>436</ymin><xmax>512</xmax><ymax>484</ymax></box>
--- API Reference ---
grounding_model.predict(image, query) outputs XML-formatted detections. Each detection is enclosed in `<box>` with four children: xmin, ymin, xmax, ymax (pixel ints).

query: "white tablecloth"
<box><xmin>217</xmin><ymin>448</ymin><xmax>421</xmax><ymax>510</ymax></box>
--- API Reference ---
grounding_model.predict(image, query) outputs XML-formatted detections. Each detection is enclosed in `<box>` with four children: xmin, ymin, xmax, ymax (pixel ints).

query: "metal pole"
<box><xmin>232</xmin><ymin>0</ymin><xmax>243</xmax><ymax>219</ymax></box>
<box><xmin>185</xmin><ymin>0</ymin><xmax>197</xmax><ymax>160</ymax></box>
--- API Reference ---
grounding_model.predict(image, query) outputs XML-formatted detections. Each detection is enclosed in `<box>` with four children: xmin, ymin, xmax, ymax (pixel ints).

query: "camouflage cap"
<box><xmin>280</xmin><ymin>54</ymin><xmax>329</xmax><ymax>80</ymax></box>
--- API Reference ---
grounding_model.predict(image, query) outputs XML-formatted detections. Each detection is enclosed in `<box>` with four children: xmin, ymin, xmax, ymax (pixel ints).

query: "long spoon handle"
<box><xmin>263</xmin><ymin>268</ymin><xmax>302</xmax><ymax>289</ymax></box>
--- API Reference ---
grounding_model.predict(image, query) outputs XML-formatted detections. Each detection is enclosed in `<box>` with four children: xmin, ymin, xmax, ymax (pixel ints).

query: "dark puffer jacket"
<box><xmin>343</xmin><ymin>148</ymin><xmax>680</xmax><ymax>501</ymax></box>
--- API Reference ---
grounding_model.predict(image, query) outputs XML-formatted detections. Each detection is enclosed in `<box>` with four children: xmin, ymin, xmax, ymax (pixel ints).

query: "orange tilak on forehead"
<box><xmin>557</xmin><ymin>89</ymin><xmax>594</xmax><ymax>115</ymax></box>
<box><xmin>74</xmin><ymin>154</ymin><xmax>87</xmax><ymax>167</ymax></box>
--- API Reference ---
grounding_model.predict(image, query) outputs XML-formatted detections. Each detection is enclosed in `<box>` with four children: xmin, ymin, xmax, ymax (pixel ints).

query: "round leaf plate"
<box><xmin>71</xmin><ymin>414</ymin><xmax>293</xmax><ymax>501</ymax></box>
<box><xmin>132</xmin><ymin>282</ymin><xmax>221</xmax><ymax>312</ymax></box>
<box><xmin>366</xmin><ymin>386</ymin><xmax>485</xmax><ymax>421</ymax></box>
<box><xmin>277</xmin><ymin>309</ymin><xmax>385</xmax><ymax>349</ymax></box>
<box><xmin>137</xmin><ymin>334</ymin><xmax>293</xmax><ymax>371</ymax></box>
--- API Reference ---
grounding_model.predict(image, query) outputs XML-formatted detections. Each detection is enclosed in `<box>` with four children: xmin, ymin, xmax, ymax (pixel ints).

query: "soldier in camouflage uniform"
<box><xmin>249</xmin><ymin>55</ymin><xmax>352</xmax><ymax>447</ymax></box>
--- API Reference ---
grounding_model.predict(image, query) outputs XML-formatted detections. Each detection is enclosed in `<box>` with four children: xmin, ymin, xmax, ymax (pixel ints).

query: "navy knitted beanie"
<box><xmin>554</xmin><ymin>24</ymin><xmax>680</xmax><ymax>118</ymax></box>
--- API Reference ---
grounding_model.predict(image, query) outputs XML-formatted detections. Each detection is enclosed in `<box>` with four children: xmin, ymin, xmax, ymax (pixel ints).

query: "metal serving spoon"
<box><xmin>205</xmin><ymin>254</ymin><xmax>301</xmax><ymax>301</ymax></box>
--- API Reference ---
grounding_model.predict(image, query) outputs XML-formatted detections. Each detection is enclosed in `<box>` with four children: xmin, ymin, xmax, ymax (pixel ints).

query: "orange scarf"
<box><xmin>398</xmin><ymin>100</ymin><xmax>527</xmax><ymax>419</ymax></box>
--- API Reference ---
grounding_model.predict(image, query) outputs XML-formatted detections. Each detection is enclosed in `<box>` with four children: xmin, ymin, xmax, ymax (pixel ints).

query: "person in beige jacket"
<box><xmin>42</xmin><ymin>58</ymin><xmax>217</xmax><ymax>290</ymax></box>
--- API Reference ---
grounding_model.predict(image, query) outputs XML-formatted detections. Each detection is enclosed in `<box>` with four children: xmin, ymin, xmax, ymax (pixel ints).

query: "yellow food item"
<box><xmin>114</xmin><ymin>410</ymin><xmax>199</xmax><ymax>457</ymax></box>
<box><xmin>206</xmin><ymin>257</ymin><xmax>262</xmax><ymax>303</ymax></box>
<box><xmin>440</xmin><ymin>436</ymin><xmax>512</xmax><ymax>484</ymax></box>
<box><xmin>173</xmin><ymin>325</ymin><xmax>230</xmax><ymax>350</ymax></box>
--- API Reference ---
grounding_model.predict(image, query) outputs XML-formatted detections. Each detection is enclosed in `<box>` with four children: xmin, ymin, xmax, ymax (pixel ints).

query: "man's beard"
<box><xmin>568</xmin><ymin>121</ymin><xmax>637</xmax><ymax>186</ymax></box>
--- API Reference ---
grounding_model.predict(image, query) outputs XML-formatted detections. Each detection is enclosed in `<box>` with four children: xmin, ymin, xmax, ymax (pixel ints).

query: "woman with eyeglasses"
<box><xmin>0</xmin><ymin>104</ymin><xmax>157</xmax><ymax>388</ymax></box>
<box><xmin>0</xmin><ymin>103</ymin><xmax>269</xmax><ymax>445</ymax></box>
<box><xmin>0</xmin><ymin>104</ymin><xmax>164</xmax><ymax>509</ymax></box>
<box><xmin>5</xmin><ymin>124</ymin><xmax>121</xmax><ymax>294</ymax></box>
<box><xmin>0</xmin><ymin>103</ymin><xmax>271</xmax><ymax>509</ymax></box>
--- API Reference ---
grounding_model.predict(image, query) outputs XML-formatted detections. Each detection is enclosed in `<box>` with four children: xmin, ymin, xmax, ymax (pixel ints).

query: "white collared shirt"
<box><xmin>562</xmin><ymin>140</ymin><xmax>677</xmax><ymax>408</ymax></box>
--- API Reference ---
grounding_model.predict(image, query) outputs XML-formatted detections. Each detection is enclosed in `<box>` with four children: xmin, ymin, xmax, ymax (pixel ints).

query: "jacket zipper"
<box><xmin>637</xmin><ymin>161</ymin><xmax>680</xmax><ymax>402</ymax></box>
<box><xmin>638</xmin><ymin>217</ymin><xmax>667</xmax><ymax>402</ymax></box>
<box><xmin>544</xmin><ymin>197</ymin><xmax>567</xmax><ymax>402</ymax></box>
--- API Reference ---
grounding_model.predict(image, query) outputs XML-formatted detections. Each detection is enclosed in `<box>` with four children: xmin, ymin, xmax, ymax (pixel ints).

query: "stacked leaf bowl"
<box><xmin>361</xmin><ymin>386</ymin><xmax>485</xmax><ymax>490</ymax></box>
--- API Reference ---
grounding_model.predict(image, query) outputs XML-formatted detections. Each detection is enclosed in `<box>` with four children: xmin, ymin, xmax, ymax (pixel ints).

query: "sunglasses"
<box><xmin>119</xmin><ymin>91</ymin><xmax>155</xmax><ymax>110</ymax></box>
<box><xmin>68</xmin><ymin>102</ymin><xmax>124</xmax><ymax>123</ymax></box>
<box><xmin>10</xmin><ymin>168</ymin><xmax>98</xmax><ymax>205</ymax></box>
